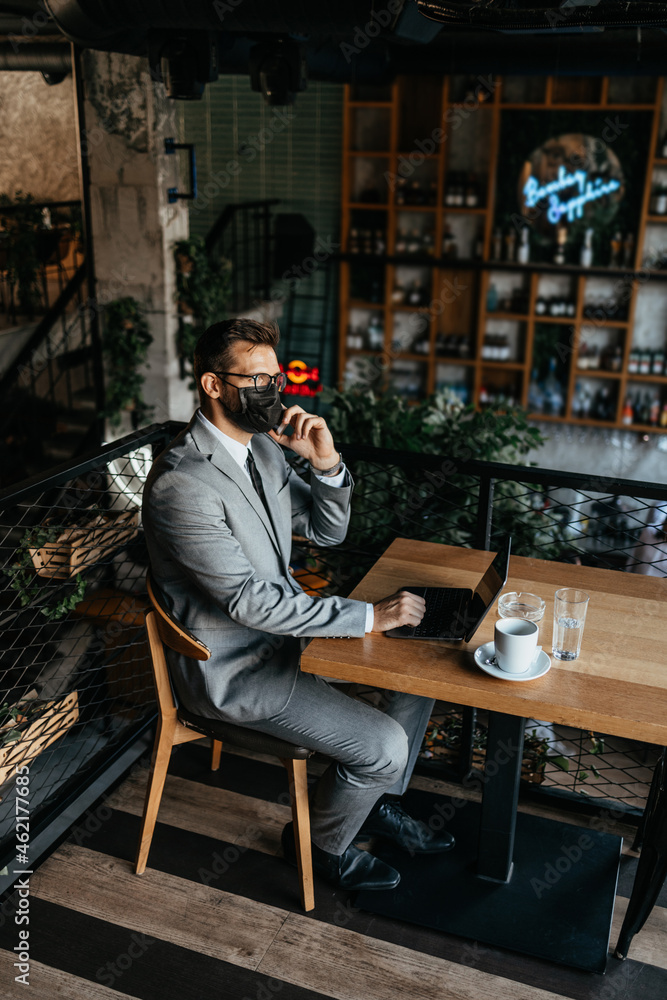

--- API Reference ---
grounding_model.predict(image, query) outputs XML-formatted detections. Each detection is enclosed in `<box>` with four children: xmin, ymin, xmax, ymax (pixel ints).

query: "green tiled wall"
<box><xmin>180</xmin><ymin>77</ymin><xmax>344</xmax><ymax>391</ymax></box>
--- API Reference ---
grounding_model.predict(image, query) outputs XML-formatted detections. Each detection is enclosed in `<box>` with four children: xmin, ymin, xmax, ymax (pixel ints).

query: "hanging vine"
<box><xmin>174</xmin><ymin>236</ymin><xmax>231</xmax><ymax>386</ymax></box>
<box><xmin>101</xmin><ymin>297</ymin><xmax>154</xmax><ymax>428</ymax></box>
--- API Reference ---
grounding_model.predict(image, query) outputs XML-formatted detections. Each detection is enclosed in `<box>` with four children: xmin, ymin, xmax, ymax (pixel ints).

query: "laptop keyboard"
<box><xmin>413</xmin><ymin>588</ymin><xmax>463</xmax><ymax>637</ymax></box>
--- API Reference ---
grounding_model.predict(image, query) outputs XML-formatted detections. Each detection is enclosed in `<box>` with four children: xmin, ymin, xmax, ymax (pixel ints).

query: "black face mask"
<box><xmin>224</xmin><ymin>384</ymin><xmax>284</xmax><ymax>434</ymax></box>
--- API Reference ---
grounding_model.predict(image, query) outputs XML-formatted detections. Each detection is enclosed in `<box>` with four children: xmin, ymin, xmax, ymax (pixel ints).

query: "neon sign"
<box><xmin>281</xmin><ymin>360</ymin><xmax>322</xmax><ymax>397</ymax></box>
<box><xmin>523</xmin><ymin>165</ymin><xmax>621</xmax><ymax>225</ymax></box>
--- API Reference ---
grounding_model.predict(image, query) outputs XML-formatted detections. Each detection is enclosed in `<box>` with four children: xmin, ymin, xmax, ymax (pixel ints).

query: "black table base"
<box><xmin>355</xmin><ymin>788</ymin><xmax>621</xmax><ymax>973</ymax></box>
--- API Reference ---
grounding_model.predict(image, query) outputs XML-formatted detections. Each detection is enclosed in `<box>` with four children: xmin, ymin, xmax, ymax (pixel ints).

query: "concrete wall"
<box><xmin>82</xmin><ymin>51</ymin><xmax>193</xmax><ymax>430</ymax></box>
<box><xmin>0</xmin><ymin>71</ymin><xmax>79</xmax><ymax>201</ymax></box>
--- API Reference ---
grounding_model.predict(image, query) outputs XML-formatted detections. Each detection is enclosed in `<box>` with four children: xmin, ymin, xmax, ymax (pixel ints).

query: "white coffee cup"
<box><xmin>494</xmin><ymin>618</ymin><xmax>539</xmax><ymax>673</ymax></box>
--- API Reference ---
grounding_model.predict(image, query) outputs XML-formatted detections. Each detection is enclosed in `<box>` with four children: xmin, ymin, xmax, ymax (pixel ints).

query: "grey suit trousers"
<box><xmin>247</xmin><ymin>669</ymin><xmax>434</xmax><ymax>854</ymax></box>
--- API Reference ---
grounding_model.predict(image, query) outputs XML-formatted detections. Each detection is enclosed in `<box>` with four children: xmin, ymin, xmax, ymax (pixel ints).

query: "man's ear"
<box><xmin>200</xmin><ymin>372</ymin><xmax>222</xmax><ymax>400</ymax></box>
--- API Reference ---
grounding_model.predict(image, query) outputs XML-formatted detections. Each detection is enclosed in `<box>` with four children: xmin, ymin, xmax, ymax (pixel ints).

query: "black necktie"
<box><xmin>245</xmin><ymin>450</ymin><xmax>270</xmax><ymax>518</ymax></box>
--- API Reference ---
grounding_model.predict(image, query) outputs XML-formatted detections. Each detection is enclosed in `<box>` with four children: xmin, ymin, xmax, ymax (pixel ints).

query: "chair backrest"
<box><xmin>145</xmin><ymin>572</ymin><xmax>211</xmax><ymax>718</ymax></box>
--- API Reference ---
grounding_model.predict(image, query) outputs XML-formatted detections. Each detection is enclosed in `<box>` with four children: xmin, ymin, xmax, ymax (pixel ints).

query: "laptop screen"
<box><xmin>465</xmin><ymin>536</ymin><xmax>512</xmax><ymax>640</ymax></box>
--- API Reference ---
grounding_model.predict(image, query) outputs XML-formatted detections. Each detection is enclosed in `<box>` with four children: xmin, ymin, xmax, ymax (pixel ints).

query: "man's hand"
<box><xmin>372</xmin><ymin>590</ymin><xmax>426</xmax><ymax>633</ymax></box>
<box><xmin>269</xmin><ymin>404</ymin><xmax>340</xmax><ymax>471</ymax></box>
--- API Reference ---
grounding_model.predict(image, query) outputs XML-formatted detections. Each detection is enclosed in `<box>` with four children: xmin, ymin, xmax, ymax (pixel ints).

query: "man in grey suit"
<box><xmin>142</xmin><ymin>318</ymin><xmax>454</xmax><ymax>891</ymax></box>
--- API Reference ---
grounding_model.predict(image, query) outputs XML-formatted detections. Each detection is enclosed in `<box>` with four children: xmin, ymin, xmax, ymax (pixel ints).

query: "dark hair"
<box><xmin>193</xmin><ymin>318</ymin><xmax>280</xmax><ymax>400</ymax></box>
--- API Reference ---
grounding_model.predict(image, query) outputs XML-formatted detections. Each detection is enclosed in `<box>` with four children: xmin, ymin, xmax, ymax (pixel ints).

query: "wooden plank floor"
<box><xmin>1</xmin><ymin>742</ymin><xmax>666</xmax><ymax>1000</ymax></box>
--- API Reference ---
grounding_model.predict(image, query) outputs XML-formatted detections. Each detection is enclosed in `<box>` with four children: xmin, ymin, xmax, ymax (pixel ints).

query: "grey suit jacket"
<box><xmin>141</xmin><ymin>415</ymin><xmax>367</xmax><ymax>723</ymax></box>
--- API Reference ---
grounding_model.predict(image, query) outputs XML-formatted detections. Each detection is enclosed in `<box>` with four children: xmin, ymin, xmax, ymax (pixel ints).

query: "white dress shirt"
<box><xmin>196</xmin><ymin>410</ymin><xmax>374</xmax><ymax>631</ymax></box>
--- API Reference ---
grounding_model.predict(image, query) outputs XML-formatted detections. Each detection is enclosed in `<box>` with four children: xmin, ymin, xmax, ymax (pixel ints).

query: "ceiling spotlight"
<box><xmin>249</xmin><ymin>37</ymin><xmax>307</xmax><ymax>106</ymax></box>
<box><xmin>152</xmin><ymin>32</ymin><xmax>219</xmax><ymax>101</ymax></box>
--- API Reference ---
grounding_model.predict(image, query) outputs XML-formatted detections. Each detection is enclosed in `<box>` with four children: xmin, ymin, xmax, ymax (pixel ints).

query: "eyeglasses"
<box><xmin>215</xmin><ymin>371</ymin><xmax>287</xmax><ymax>393</ymax></box>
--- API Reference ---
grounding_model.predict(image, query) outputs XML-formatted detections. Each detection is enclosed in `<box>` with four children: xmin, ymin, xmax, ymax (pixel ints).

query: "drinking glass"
<box><xmin>552</xmin><ymin>588</ymin><xmax>589</xmax><ymax>661</ymax></box>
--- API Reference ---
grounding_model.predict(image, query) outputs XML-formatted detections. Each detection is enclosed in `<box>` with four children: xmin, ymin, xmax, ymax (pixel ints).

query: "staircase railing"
<box><xmin>0</xmin><ymin>260</ymin><xmax>105</xmax><ymax>488</ymax></box>
<box><xmin>205</xmin><ymin>198</ymin><xmax>280</xmax><ymax>312</ymax></box>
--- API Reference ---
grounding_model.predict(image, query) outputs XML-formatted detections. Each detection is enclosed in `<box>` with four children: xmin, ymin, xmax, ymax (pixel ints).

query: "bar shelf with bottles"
<box><xmin>338</xmin><ymin>74</ymin><xmax>667</xmax><ymax>430</ymax></box>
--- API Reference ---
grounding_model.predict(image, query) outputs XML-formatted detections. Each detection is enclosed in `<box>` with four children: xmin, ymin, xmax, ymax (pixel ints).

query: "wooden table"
<box><xmin>301</xmin><ymin>539</ymin><xmax>667</xmax><ymax>971</ymax></box>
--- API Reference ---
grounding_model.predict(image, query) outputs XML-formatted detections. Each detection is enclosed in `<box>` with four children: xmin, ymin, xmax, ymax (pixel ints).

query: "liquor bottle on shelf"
<box><xmin>528</xmin><ymin>369</ymin><xmax>543</xmax><ymax>413</ymax></box>
<box><xmin>609</xmin><ymin>344</ymin><xmax>623</xmax><ymax>372</ymax></box>
<box><xmin>391</xmin><ymin>283</ymin><xmax>406</xmax><ymax>305</ymax></box>
<box><xmin>554</xmin><ymin>224</ymin><xmax>567</xmax><ymax>265</ymax></box>
<box><xmin>369</xmin><ymin>277</ymin><xmax>383</xmax><ymax>304</ymax></box>
<box><xmin>660</xmin><ymin>403</ymin><xmax>667</xmax><ymax>428</ymax></box>
<box><xmin>486</xmin><ymin>282</ymin><xmax>499</xmax><ymax>311</ymax></box>
<box><xmin>577</xmin><ymin>342</ymin><xmax>590</xmax><ymax>370</ymax></box>
<box><xmin>639</xmin><ymin>348</ymin><xmax>652</xmax><ymax>375</ymax></box>
<box><xmin>654</xmin><ymin>186</ymin><xmax>667</xmax><ymax>215</ymax></box>
<box><xmin>347</xmin><ymin>324</ymin><xmax>364</xmax><ymax>349</ymax></box>
<box><xmin>408</xmin><ymin>180</ymin><xmax>425</xmax><ymax>206</ymax></box>
<box><xmin>652</xmin><ymin>347</ymin><xmax>665</xmax><ymax>375</ymax></box>
<box><xmin>348</xmin><ymin>228</ymin><xmax>360</xmax><ymax>253</ymax></box>
<box><xmin>543</xmin><ymin>358</ymin><xmax>564</xmax><ymax>415</ymax></box>
<box><xmin>367</xmin><ymin>313</ymin><xmax>385</xmax><ymax>350</ymax></box>
<box><xmin>428</xmin><ymin>181</ymin><xmax>438</xmax><ymax>206</ymax></box>
<box><xmin>407</xmin><ymin>229</ymin><xmax>422</xmax><ymax>255</ymax></box>
<box><xmin>422</xmin><ymin>229</ymin><xmax>435</xmax><ymax>256</ymax></box>
<box><xmin>610</xmin><ymin>231</ymin><xmax>623</xmax><ymax>268</ymax></box>
<box><xmin>650</xmin><ymin>394</ymin><xmax>660</xmax><ymax>427</ymax></box>
<box><xmin>442</xmin><ymin>226</ymin><xmax>457</xmax><ymax>260</ymax></box>
<box><xmin>505</xmin><ymin>229</ymin><xmax>516</xmax><ymax>262</ymax></box>
<box><xmin>492</xmin><ymin>228</ymin><xmax>503</xmax><ymax>260</ymax></box>
<box><xmin>408</xmin><ymin>280</ymin><xmax>424</xmax><ymax>306</ymax></box>
<box><xmin>623</xmin><ymin>232</ymin><xmax>635</xmax><ymax>269</ymax></box>
<box><xmin>474</xmin><ymin>226</ymin><xmax>485</xmax><ymax>260</ymax></box>
<box><xmin>517</xmin><ymin>227</ymin><xmax>530</xmax><ymax>264</ymax></box>
<box><xmin>628</xmin><ymin>346</ymin><xmax>640</xmax><ymax>374</ymax></box>
<box><xmin>465</xmin><ymin>173</ymin><xmax>479</xmax><ymax>208</ymax></box>
<box><xmin>395</xmin><ymin>229</ymin><xmax>408</xmax><ymax>254</ymax></box>
<box><xmin>374</xmin><ymin>229</ymin><xmax>386</xmax><ymax>255</ymax></box>
<box><xmin>535</xmin><ymin>295</ymin><xmax>547</xmax><ymax>316</ymax></box>
<box><xmin>395</xmin><ymin>177</ymin><xmax>408</xmax><ymax>206</ymax></box>
<box><xmin>580</xmin><ymin>228</ymin><xmax>594</xmax><ymax>268</ymax></box>
<box><xmin>622</xmin><ymin>394</ymin><xmax>634</xmax><ymax>425</ymax></box>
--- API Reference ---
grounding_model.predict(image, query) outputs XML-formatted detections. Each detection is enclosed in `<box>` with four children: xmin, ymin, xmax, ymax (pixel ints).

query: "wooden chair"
<box><xmin>136</xmin><ymin>573</ymin><xmax>315</xmax><ymax>911</ymax></box>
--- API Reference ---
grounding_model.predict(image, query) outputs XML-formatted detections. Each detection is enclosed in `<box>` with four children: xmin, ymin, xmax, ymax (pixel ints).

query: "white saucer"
<box><xmin>474</xmin><ymin>641</ymin><xmax>551</xmax><ymax>682</ymax></box>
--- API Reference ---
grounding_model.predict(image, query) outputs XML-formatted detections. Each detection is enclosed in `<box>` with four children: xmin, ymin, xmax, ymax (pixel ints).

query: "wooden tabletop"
<box><xmin>301</xmin><ymin>539</ymin><xmax>667</xmax><ymax>745</ymax></box>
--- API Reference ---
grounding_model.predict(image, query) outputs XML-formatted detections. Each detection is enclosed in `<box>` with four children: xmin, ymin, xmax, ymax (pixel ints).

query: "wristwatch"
<box><xmin>310</xmin><ymin>452</ymin><xmax>343</xmax><ymax>477</ymax></box>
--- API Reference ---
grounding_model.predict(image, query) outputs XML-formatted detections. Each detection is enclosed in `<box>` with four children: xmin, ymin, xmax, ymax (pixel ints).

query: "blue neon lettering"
<box><xmin>523</xmin><ymin>165</ymin><xmax>621</xmax><ymax>224</ymax></box>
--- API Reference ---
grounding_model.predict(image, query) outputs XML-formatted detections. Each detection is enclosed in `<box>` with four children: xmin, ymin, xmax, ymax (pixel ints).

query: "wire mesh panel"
<box><xmin>0</xmin><ymin>426</ymin><xmax>173</xmax><ymax>866</ymax></box>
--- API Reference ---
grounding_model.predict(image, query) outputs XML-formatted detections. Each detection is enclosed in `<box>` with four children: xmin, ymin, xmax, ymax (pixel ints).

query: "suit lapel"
<box><xmin>190</xmin><ymin>418</ymin><xmax>282</xmax><ymax>557</ymax></box>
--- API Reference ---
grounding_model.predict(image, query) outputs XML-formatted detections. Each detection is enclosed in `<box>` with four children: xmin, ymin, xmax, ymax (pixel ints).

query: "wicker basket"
<box><xmin>29</xmin><ymin>510</ymin><xmax>139</xmax><ymax>580</ymax></box>
<box><xmin>0</xmin><ymin>691</ymin><xmax>79</xmax><ymax>786</ymax></box>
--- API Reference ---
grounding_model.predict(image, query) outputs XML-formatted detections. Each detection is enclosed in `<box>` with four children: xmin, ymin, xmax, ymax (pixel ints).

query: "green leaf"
<box><xmin>551</xmin><ymin>755</ymin><xmax>570</xmax><ymax>772</ymax></box>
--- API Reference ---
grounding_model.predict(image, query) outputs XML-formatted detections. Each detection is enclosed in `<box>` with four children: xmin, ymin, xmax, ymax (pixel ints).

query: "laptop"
<box><xmin>386</xmin><ymin>536</ymin><xmax>511</xmax><ymax>642</ymax></box>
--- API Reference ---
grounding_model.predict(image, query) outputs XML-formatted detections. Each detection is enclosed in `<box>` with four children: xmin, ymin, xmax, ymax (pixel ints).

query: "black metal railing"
<box><xmin>205</xmin><ymin>198</ymin><xmax>279</xmax><ymax>312</ymax></box>
<box><xmin>0</xmin><ymin>422</ymin><xmax>176</xmax><ymax>893</ymax></box>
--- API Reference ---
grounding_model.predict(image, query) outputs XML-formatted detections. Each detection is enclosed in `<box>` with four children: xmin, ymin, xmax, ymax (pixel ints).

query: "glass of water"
<box><xmin>552</xmin><ymin>588</ymin><xmax>589</xmax><ymax>661</ymax></box>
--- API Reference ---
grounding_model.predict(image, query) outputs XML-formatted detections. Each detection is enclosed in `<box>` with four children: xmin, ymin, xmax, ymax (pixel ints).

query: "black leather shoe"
<box><xmin>356</xmin><ymin>797</ymin><xmax>455</xmax><ymax>855</ymax></box>
<box><xmin>281</xmin><ymin>822</ymin><xmax>401</xmax><ymax>891</ymax></box>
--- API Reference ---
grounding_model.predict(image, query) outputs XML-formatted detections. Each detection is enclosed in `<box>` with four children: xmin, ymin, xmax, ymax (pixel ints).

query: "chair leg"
<box><xmin>135</xmin><ymin>718</ymin><xmax>177</xmax><ymax>875</ymax></box>
<box><xmin>211</xmin><ymin>739</ymin><xmax>223</xmax><ymax>771</ymax></box>
<box><xmin>282</xmin><ymin>757</ymin><xmax>314</xmax><ymax>911</ymax></box>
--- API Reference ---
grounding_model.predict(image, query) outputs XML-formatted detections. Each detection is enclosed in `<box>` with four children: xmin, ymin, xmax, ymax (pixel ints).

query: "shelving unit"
<box><xmin>338</xmin><ymin>74</ymin><xmax>667</xmax><ymax>432</ymax></box>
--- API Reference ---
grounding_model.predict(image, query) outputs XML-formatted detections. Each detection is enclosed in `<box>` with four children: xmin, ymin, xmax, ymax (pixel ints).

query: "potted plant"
<box><xmin>101</xmin><ymin>297</ymin><xmax>154</xmax><ymax>429</ymax></box>
<box><xmin>173</xmin><ymin>236</ymin><xmax>231</xmax><ymax>385</ymax></box>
